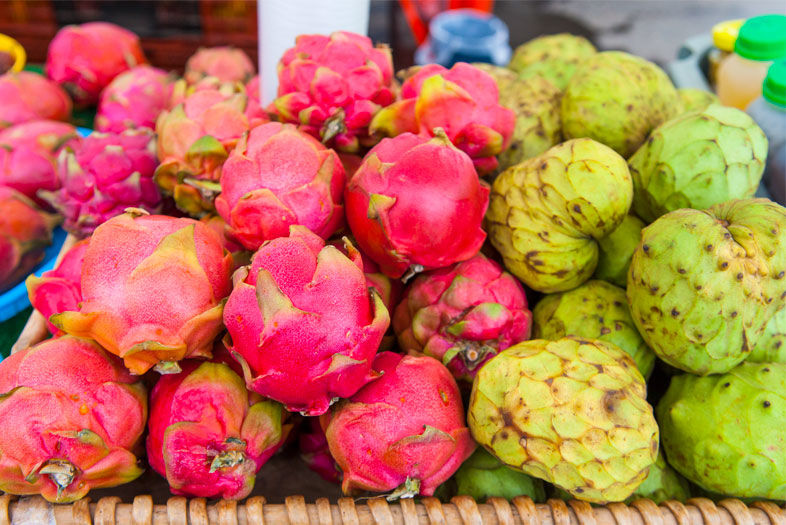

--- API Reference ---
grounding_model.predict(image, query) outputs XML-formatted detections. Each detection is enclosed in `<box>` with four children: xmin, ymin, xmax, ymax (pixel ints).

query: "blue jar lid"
<box><xmin>415</xmin><ymin>8</ymin><xmax>511</xmax><ymax>67</ymax></box>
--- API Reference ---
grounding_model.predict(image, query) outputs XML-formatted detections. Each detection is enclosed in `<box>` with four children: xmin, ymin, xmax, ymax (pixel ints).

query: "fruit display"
<box><xmin>658</xmin><ymin>362</ymin><xmax>786</xmax><ymax>499</ymax></box>
<box><xmin>508</xmin><ymin>33</ymin><xmax>597</xmax><ymax>90</ymax></box>
<box><xmin>0</xmin><ymin>120</ymin><xmax>80</xmax><ymax>206</ymax></box>
<box><xmin>321</xmin><ymin>352</ymin><xmax>475</xmax><ymax>497</ymax></box>
<box><xmin>393</xmin><ymin>253</ymin><xmax>532</xmax><ymax>381</ymax></box>
<box><xmin>95</xmin><ymin>65</ymin><xmax>173</xmax><ymax>133</ymax></box>
<box><xmin>223</xmin><ymin>227</ymin><xmax>389</xmax><ymax>415</ymax></box>
<box><xmin>1</xmin><ymin>21</ymin><xmax>786</xmax><ymax>514</ymax></box>
<box><xmin>184</xmin><ymin>47</ymin><xmax>256</xmax><ymax>85</ymax></box>
<box><xmin>43</xmin><ymin>129</ymin><xmax>162</xmax><ymax>237</ymax></box>
<box><xmin>147</xmin><ymin>347</ymin><xmax>291</xmax><ymax>499</ymax></box>
<box><xmin>533</xmin><ymin>280</ymin><xmax>656</xmax><ymax>377</ymax></box>
<box><xmin>45</xmin><ymin>22</ymin><xmax>147</xmax><ymax>106</ymax></box>
<box><xmin>215</xmin><ymin>122</ymin><xmax>346</xmax><ymax>250</ymax></box>
<box><xmin>561</xmin><ymin>51</ymin><xmax>679</xmax><ymax>158</ymax></box>
<box><xmin>345</xmin><ymin>132</ymin><xmax>489</xmax><ymax>278</ymax></box>
<box><xmin>0</xmin><ymin>336</ymin><xmax>147</xmax><ymax>502</ymax></box>
<box><xmin>0</xmin><ymin>71</ymin><xmax>72</xmax><ymax>128</ymax></box>
<box><xmin>371</xmin><ymin>62</ymin><xmax>514</xmax><ymax>174</ymax></box>
<box><xmin>629</xmin><ymin>104</ymin><xmax>767</xmax><ymax>223</ymax></box>
<box><xmin>52</xmin><ymin>210</ymin><xmax>233</xmax><ymax>374</ymax></box>
<box><xmin>269</xmin><ymin>31</ymin><xmax>394</xmax><ymax>153</ymax></box>
<box><xmin>468</xmin><ymin>338</ymin><xmax>659</xmax><ymax>503</ymax></box>
<box><xmin>628</xmin><ymin>199</ymin><xmax>786</xmax><ymax>375</ymax></box>
<box><xmin>26</xmin><ymin>239</ymin><xmax>89</xmax><ymax>335</ymax></box>
<box><xmin>0</xmin><ymin>187</ymin><xmax>59</xmax><ymax>292</ymax></box>
<box><xmin>487</xmin><ymin>138</ymin><xmax>632</xmax><ymax>292</ymax></box>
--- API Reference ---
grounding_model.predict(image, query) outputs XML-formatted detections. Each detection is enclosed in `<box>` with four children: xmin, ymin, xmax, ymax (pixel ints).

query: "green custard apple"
<box><xmin>657</xmin><ymin>362</ymin><xmax>786</xmax><ymax>500</ymax></box>
<box><xmin>451</xmin><ymin>448</ymin><xmax>546</xmax><ymax>502</ymax></box>
<box><xmin>487</xmin><ymin>138</ymin><xmax>633</xmax><ymax>293</ymax></box>
<box><xmin>748</xmin><ymin>308</ymin><xmax>786</xmax><ymax>363</ymax></box>
<box><xmin>533</xmin><ymin>280</ymin><xmax>656</xmax><ymax>378</ymax></box>
<box><xmin>508</xmin><ymin>33</ymin><xmax>597</xmax><ymax>90</ymax></box>
<box><xmin>468</xmin><ymin>337</ymin><xmax>659</xmax><ymax>503</ymax></box>
<box><xmin>561</xmin><ymin>51</ymin><xmax>679</xmax><ymax>158</ymax></box>
<box><xmin>629</xmin><ymin>104</ymin><xmax>767</xmax><ymax>223</ymax></box>
<box><xmin>627</xmin><ymin>199</ymin><xmax>786</xmax><ymax>375</ymax></box>
<box><xmin>677</xmin><ymin>88</ymin><xmax>719</xmax><ymax>114</ymax></box>
<box><xmin>594</xmin><ymin>214</ymin><xmax>645</xmax><ymax>287</ymax></box>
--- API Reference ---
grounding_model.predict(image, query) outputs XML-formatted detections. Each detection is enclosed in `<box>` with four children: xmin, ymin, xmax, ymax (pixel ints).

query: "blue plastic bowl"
<box><xmin>0</xmin><ymin>126</ymin><xmax>92</xmax><ymax>324</ymax></box>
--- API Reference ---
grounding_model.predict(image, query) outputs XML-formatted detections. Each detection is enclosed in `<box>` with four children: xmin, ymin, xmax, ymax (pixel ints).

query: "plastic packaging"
<box><xmin>707</xmin><ymin>19</ymin><xmax>743</xmax><ymax>87</ymax></box>
<box><xmin>414</xmin><ymin>8</ymin><xmax>511</xmax><ymax>67</ymax></box>
<box><xmin>748</xmin><ymin>60</ymin><xmax>786</xmax><ymax>205</ymax></box>
<box><xmin>257</xmin><ymin>0</ymin><xmax>370</xmax><ymax>105</ymax></box>
<box><xmin>717</xmin><ymin>14</ymin><xmax>786</xmax><ymax>110</ymax></box>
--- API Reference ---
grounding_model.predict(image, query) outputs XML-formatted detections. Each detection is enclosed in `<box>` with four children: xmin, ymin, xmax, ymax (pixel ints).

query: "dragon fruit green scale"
<box><xmin>657</xmin><ymin>362</ymin><xmax>786</xmax><ymax>500</ymax></box>
<box><xmin>468</xmin><ymin>337</ymin><xmax>658</xmax><ymax>503</ymax></box>
<box><xmin>487</xmin><ymin>138</ymin><xmax>633</xmax><ymax>293</ymax></box>
<box><xmin>629</xmin><ymin>104</ymin><xmax>768</xmax><ymax>223</ymax></box>
<box><xmin>533</xmin><ymin>280</ymin><xmax>656</xmax><ymax>378</ymax></box>
<box><xmin>627</xmin><ymin>199</ymin><xmax>786</xmax><ymax>375</ymax></box>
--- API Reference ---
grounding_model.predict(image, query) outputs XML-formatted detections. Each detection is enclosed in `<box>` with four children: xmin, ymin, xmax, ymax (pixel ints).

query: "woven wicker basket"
<box><xmin>3</xmin><ymin>235</ymin><xmax>785</xmax><ymax>525</ymax></box>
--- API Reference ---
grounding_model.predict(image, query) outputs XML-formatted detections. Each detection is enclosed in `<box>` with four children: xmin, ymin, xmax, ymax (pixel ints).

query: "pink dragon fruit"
<box><xmin>51</xmin><ymin>209</ymin><xmax>233</xmax><ymax>375</ymax></box>
<box><xmin>0</xmin><ymin>188</ymin><xmax>59</xmax><ymax>292</ymax></box>
<box><xmin>223</xmin><ymin>226</ymin><xmax>390</xmax><ymax>416</ymax></box>
<box><xmin>45</xmin><ymin>22</ymin><xmax>147</xmax><ymax>106</ymax></box>
<box><xmin>95</xmin><ymin>65</ymin><xmax>173</xmax><ymax>132</ymax></box>
<box><xmin>215</xmin><ymin>122</ymin><xmax>346</xmax><ymax>251</ymax></box>
<box><xmin>393</xmin><ymin>253</ymin><xmax>532</xmax><ymax>382</ymax></box>
<box><xmin>0</xmin><ymin>336</ymin><xmax>147</xmax><ymax>502</ymax></box>
<box><xmin>0</xmin><ymin>120</ymin><xmax>80</xmax><ymax>206</ymax></box>
<box><xmin>184</xmin><ymin>46</ymin><xmax>256</xmax><ymax>85</ymax></box>
<box><xmin>200</xmin><ymin>214</ymin><xmax>244</xmax><ymax>254</ymax></box>
<box><xmin>269</xmin><ymin>31</ymin><xmax>394</xmax><ymax>153</ymax></box>
<box><xmin>299</xmin><ymin>417</ymin><xmax>340</xmax><ymax>484</ymax></box>
<box><xmin>155</xmin><ymin>83</ymin><xmax>257</xmax><ymax>217</ymax></box>
<box><xmin>41</xmin><ymin>129</ymin><xmax>162</xmax><ymax>238</ymax></box>
<box><xmin>328</xmin><ymin>238</ymin><xmax>401</xmax><ymax>315</ymax></box>
<box><xmin>321</xmin><ymin>351</ymin><xmax>476</xmax><ymax>497</ymax></box>
<box><xmin>246</xmin><ymin>75</ymin><xmax>263</xmax><ymax>119</ymax></box>
<box><xmin>371</xmin><ymin>63</ymin><xmax>515</xmax><ymax>174</ymax></box>
<box><xmin>345</xmin><ymin>132</ymin><xmax>489</xmax><ymax>279</ymax></box>
<box><xmin>0</xmin><ymin>71</ymin><xmax>72</xmax><ymax>128</ymax></box>
<box><xmin>147</xmin><ymin>346</ymin><xmax>291</xmax><ymax>499</ymax></box>
<box><xmin>26</xmin><ymin>239</ymin><xmax>89</xmax><ymax>336</ymax></box>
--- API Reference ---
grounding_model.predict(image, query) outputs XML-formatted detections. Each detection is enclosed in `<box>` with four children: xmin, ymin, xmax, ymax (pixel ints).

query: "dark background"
<box><xmin>1</xmin><ymin>0</ymin><xmax>782</xmax><ymax>72</ymax></box>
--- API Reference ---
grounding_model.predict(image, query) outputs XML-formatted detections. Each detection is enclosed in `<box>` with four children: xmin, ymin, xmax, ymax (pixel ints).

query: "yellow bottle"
<box><xmin>707</xmin><ymin>19</ymin><xmax>743</xmax><ymax>87</ymax></box>
<box><xmin>717</xmin><ymin>14</ymin><xmax>786</xmax><ymax>110</ymax></box>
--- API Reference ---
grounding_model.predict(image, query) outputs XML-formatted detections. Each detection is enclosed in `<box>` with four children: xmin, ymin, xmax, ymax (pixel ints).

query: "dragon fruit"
<box><xmin>0</xmin><ymin>71</ymin><xmax>72</xmax><ymax>128</ymax></box>
<box><xmin>0</xmin><ymin>120</ymin><xmax>80</xmax><ymax>207</ymax></box>
<box><xmin>0</xmin><ymin>188</ymin><xmax>59</xmax><ymax>292</ymax></box>
<box><xmin>155</xmin><ymin>83</ymin><xmax>255</xmax><ymax>217</ymax></box>
<box><xmin>321</xmin><ymin>352</ymin><xmax>476</xmax><ymax>497</ymax></box>
<box><xmin>0</xmin><ymin>336</ymin><xmax>147</xmax><ymax>502</ymax></box>
<box><xmin>370</xmin><ymin>63</ymin><xmax>515</xmax><ymax>174</ymax></box>
<box><xmin>147</xmin><ymin>347</ymin><xmax>291</xmax><ymax>499</ymax></box>
<box><xmin>95</xmin><ymin>65</ymin><xmax>173</xmax><ymax>133</ymax></box>
<box><xmin>246</xmin><ymin>75</ymin><xmax>263</xmax><ymax>120</ymax></box>
<box><xmin>299</xmin><ymin>417</ymin><xmax>341</xmax><ymax>484</ymax></box>
<box><xmin>200</xmin><ymin>214</ymin><xmax>244</xmax><ymax>254</ymax></box>
<box><xmin>42</xmin><ymin>129</ymin><xmax>162</xmax><ymax>238</ymax></box>
<box><xmin>185</xmin><ymin>47</ymin><xmax>255</xmax><ymax>85</ymax></box>
<box><xmin>269</xmin><ymin>31</ymin><xmax>394</xmax><ymax>153</ymax></box>
<box><xmin>51</xmin><ymin>209</ymin><xmax>233</xmax><ymax>375</ymax></box>
<box><xmin>26</xmin><ymin>239</ymin><xmax>89</xmax><ymax>336</ymax></box>
<box><xmin>223</xmin><ymin>226</ymin><xmax>390</xmax><ymax>415</ymax></box>
<box><xmin>45</xmin><ymin>22</ymin><xmax>147</xmax><ymax>106</ymax></box>
<box><xmin>393</xmin><ymin>253</ymin><xmax>532</xmax><ymax>382</ymax></box>
<box><xmin>215</xmin><ymin>122</ymin><xmax>345</xmax><ymax>251</ymax></box>
<box><xmin>345</xmin><ymin>132</ymin><xmax>489</xmax><ymax>279</ymax></box>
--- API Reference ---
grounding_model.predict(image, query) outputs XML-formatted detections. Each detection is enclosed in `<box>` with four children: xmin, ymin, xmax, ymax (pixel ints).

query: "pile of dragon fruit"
<box><xmin>0</xmin><ymin>22</ymin><xmax>515</xmax><ymax>503</ymax></box>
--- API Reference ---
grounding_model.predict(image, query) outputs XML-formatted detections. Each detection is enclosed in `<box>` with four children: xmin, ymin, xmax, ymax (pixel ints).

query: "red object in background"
<box><xmin>398</xmin><ymin>0</ymin><xmax>494</xmax><ymax>44</ymax></box>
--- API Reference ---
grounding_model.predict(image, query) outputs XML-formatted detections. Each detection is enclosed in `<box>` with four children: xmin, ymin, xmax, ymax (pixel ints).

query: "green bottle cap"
<box><xmin>734</xmin><ymin>14</ymin><xmax>786</xmax><ymax>61</ymax></box>
<box><xmin>763</xmin><ymin>60</ymin><xmax>786</xmax><ymax>107</ymax></box>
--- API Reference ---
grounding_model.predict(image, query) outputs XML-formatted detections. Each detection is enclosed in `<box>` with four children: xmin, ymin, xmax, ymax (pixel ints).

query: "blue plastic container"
<box><xmin>415</xmin><ymin>8</ymin><xmax>511</xmax><ymax>67</ymax></box>
<box><xmin>0</xmin><ymin>126</ymin><xmax>92</xmax><ymax>325</ymax></box>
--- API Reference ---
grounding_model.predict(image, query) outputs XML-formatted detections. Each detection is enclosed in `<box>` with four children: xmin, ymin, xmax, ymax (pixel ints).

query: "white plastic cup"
<box><xmin>258</xmin><ymin>0</ymin><xmax>371</xmax><ymax>105</ymax></box>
